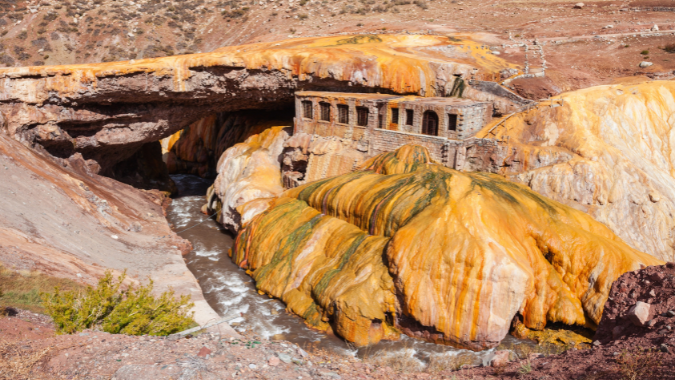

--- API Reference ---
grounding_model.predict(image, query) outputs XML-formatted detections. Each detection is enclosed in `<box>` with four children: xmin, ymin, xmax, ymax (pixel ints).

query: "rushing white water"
<box><xmin>167</xmin><ymin>174</ymin><xmax>524</xmax><ymax>366</ymax></box>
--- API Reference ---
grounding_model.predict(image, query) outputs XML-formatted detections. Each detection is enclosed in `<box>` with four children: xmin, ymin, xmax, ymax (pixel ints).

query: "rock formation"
<box><xmin>164</xmin><ymin>110</ymin><xmax>293</xmax><ymax>178</ymax></box>
<box><xmin>206</xmin><ymin>126</ymin><xmax>291</xmax><ymax>233</ymax></box>
<box><xmin>480</xmin><ymin>80</ymin><xmax>675</xmax><ymax>261</ymax></box>
<box><xmin>230</xmin><ymin>145</ymin><xmax>662</xmax><ymax>349</ymax></box>
<box><xmin>0</xmin><ymin>34</ymin><xmax>521</xmax><ymax>176</ymax></box>
<box><xmin>279</xmin><ymin>80</ymin><xmax>675</xmax><ymax>262</ymax></box>
<box><xmin>0</xmin><ymin>129</ymin><xmax>231</xmax><ymax>331</ymax></box>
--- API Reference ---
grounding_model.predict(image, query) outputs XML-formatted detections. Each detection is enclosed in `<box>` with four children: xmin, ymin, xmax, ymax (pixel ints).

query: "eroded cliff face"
<box><xmin>479</xmin><ymin>80</ymin><xmax>675</xmax><ymax>262</ymax></box>
<box><xmin>0</xmin><ymin>130</ymin><xmax>231</xmax><ymax>330</ymax></box>
<box><xmin>0</xmin><ymin>34</ymin><xmax>519</xmax><ymax>174</ymax></box>
<box><xmin>230</xmin><ymin>145</ymin><xmax>661</xmax><ymax>349</ymax></box>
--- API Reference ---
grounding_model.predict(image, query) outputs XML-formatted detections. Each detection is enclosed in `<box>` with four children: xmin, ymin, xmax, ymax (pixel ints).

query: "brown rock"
<box><xmin>197</xmin><ymin>347</ymin><xmax>212</xmax><ymax>358</ymax></box>
<box><xmin>491</xmin><ymin>350</ymin><xmax>510</xmax><ymax>367</ymax></box>
<box><xmin>627</xmin><ymin>301</ymin><xmax>652</xmax><ymax>327</ymax></box>
<box><xmin>268</xmin><ymin>356</ymin><xmax>281</xmax><ymax>366</ymax></box>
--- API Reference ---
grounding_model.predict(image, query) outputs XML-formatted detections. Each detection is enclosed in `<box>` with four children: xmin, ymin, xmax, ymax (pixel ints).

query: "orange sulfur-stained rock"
<box><xmin>232</xmin><ymin>145</ymin><xmax>662</xmax><ymax>349</ymax></box>
<box><xmin>479</xmin><ymin>80</ymin><xmax>675</xmax><ymax>262</ymax></box>
<box><xmin>0</xmin><ymin>34</ymin><xmax>520</xmax><ymax>173</ymax></box>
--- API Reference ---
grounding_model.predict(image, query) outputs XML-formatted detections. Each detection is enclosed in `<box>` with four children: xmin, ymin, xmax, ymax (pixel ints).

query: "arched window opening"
<box><xmin>422</xmin><ymin>111</ymin><xmax>439</xmax><ymax>136</ymax></box>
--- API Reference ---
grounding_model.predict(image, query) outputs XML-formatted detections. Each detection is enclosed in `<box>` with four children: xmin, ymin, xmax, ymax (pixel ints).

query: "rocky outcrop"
<box><xmin>0</xmin><ymin>130</ymin><xmax>231</xmax><ymax>332</ymax></box>
<box><xmin>108</xmin><ymin>141</ymin><xmax>177</xmax><ymax>194</ymax></box>
<box><xmin>480</xmin><ymin>80</ymin><xmax>675</xmax><ymax>261</ymax></box>
<box><xmin>0</xmin><ymin>34</ymin><xmax>520</xmax><ymax>174</ymax></box>
<box><xmin>281</xmin><ymin>133</ymin><xmax>371</xmax><ymax>188</ymax></box>
<box><xmin>206</xmin><ymin>126</ymin><xmax>291</xmax><ymax>233</ymax></box>
<box><xmin>165</xmin><ymin>110</ymin><xmax>293</xmax><ymax>178</ymax></box>
<box><xmin>231</xmin><ymin>145</ymin><xmax>661</xmax><ymax>349</ymax></box>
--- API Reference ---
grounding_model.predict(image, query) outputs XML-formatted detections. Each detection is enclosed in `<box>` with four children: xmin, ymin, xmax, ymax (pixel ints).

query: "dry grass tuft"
<box><xmin>425</xmin><ymin>353</ymin><xmax>474</xmax><ymax>373</ymax></box>
<box><xmin>0</xmin><ymin>340</ymin><xmax>53</xmax><ymax>380</ymax></box>
<box><xmin>616</xmin><ymin>347</ymin><xmax>663</xmax><ymax>380</ymax></box>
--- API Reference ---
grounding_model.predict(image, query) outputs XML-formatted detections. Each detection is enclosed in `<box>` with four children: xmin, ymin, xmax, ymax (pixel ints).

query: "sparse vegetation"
<box><xmin>42</xmin><ymin>270</ymin><xmax>195</xmax><ymax>336</ymax></box>
<box><xmin>640</xmin><ymin>50</ymin><xmax>650</xmax><ymax>55</ymax></box>
<box><xmin>664</xmin><ymin>43</ymin><xmax>675</xmax><ymax>53</ymax></box>
<box><xmin>0</xmin><ymin>339</ymin><xmax>53</xmax><ymax>379</ymax></box>
<box><xmin>0</xmin><ymin>265</ymin><xmax>85</xmax><ymax>314</ymax></box>
<box><xmin>425</xmin><ymin>354</ymin><xmax>473</xmax><ymax>372</ymax></box>
<box><xmin>616</xmin><ymin>347</ymin><xmax>663</xmax><ymax>380</ymax></box>
<box><xmin>299</xmin><ymin>13</ymin><xmax>309</xmax><ymax>20</ymax></box>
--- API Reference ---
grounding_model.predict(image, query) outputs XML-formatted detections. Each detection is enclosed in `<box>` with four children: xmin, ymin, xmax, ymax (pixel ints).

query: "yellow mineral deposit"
<box><xmin>232</xmin><ymin>145</ymin><xmax>662</xmax><ymax>349</ymax></box>
<box><xmin>478</xmin><ymin>80</ymin><xmax>675</xmax><ymax>261</ymax></box>
<box><xmin>164</xmin><ymin>113</ymin><xmax>292</xmax><ymax>178</ymax></box>
<box><xmin>0</xmin><ymin>34</ymin><xmax>517</xmax><ymax>101</ymax></box>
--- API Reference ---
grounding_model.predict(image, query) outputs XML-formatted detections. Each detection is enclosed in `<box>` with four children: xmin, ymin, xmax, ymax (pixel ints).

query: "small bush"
<box><xmin>17</xmin><ymin>31</ymin><xmax>27</xmax><ymax>40</ymax></box>
<box><xmin>298</xmin><ymin>13</ymin><xmax>308</xmax><ymax>19</ymax></box>
<box><xmin>640</xmin><ymin>50</ymin><xmax>649</xmax><ymax>55</ymax></box>
<box><xmin>616</xmin><ymin>347</ymin><xmax>663</xmax><ymax>380</ymax></box>
<box><xmin>42</xmin><ymin>270</ymin><xmax>195</xmax><ymax>336</ymax></box>
<box><xmin>664</xmin><ymin>43</ymin><xmax>675</xmax><ymax>53</ymax></box>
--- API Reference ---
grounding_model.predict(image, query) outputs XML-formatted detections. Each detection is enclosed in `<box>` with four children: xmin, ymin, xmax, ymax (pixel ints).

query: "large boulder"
<box><xmin>206</xmin><ymin>126</ymin><xmax>291</xmax><ymax>233</ymax></box>
<box><xmin>231</xmin><ymin>145</ymin><xmax>661</xmax><ymax>349</ymax></box>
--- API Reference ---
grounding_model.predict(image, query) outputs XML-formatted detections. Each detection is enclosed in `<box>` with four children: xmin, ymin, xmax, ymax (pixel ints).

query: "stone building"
<box><xmin>293</xmin><ymin>91</ymin><xmax>499</xmax><ymax>168</ymax></box>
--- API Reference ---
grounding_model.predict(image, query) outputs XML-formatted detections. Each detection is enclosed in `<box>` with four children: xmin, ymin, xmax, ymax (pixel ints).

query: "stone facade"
<box><xmin>293</xmin><ymin>91</ymin><xmax>498</xmax><ymax>169</ymax></box>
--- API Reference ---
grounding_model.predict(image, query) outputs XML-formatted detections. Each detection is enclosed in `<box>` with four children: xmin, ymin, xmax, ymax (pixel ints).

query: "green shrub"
<box><xmin>42</xmin><ymin>270</ymin><xmax>195</xmax><ymax>336</ymax></box>
<box><xmin>640</xmin><ymin>50</ymin><xmax>649</xmax><ymax>55</ymax></box>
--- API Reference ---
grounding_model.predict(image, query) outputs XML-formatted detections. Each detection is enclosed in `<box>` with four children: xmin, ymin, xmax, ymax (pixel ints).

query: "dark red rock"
<box><xmin>197</xmin><ymin>347</ymin><xmax>211</xmax><ymax>358</ymax></box>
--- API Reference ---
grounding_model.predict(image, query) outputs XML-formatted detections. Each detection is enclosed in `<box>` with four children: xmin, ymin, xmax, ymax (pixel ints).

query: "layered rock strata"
<box><xmin>230</xmin><ymin>145</ymin><xmax>661</xmax><ymax>349</ymax></box>
<box><xmin>0</xmin><ymin>34</ymin><xmax>520</xmax><ymax>173</ymax></box>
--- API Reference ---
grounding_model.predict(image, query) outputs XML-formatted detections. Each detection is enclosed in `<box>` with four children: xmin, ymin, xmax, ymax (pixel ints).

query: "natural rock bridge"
<box><xmin>0</xmin><ymin>34</ymin><xmax>523</xmax><ymax>175</ymax></box>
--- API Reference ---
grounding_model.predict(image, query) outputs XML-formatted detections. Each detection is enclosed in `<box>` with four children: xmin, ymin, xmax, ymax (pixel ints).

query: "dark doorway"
<box><xmin>422</xmin><ymin>111</ymin><xmax>439</xmax><ymax>136</ymax></box>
